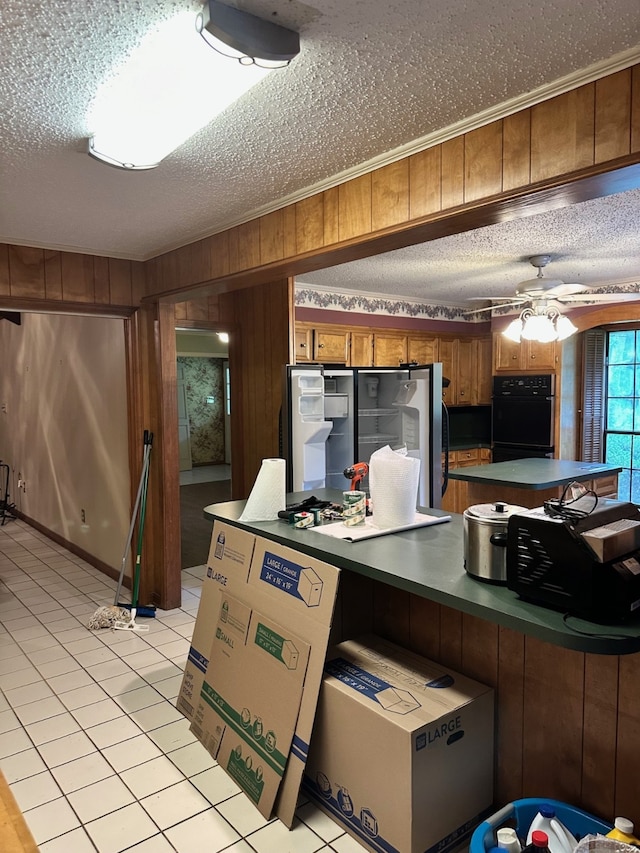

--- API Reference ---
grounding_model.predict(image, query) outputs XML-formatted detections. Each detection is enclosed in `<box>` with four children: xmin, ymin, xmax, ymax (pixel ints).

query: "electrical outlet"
<box><xmin>81</xmin><ymin>509</ymin><xmax>86</xmax><ymax>523</ymax></box>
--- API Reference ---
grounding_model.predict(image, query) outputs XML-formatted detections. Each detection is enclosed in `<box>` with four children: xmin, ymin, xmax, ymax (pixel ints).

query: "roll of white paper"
<box><xmin>369</xmin><ymin>445</ymin><xmax>420</xmax><ymax>529</ymax></box>
<box><xmin>239</xmin><ymin>458</ymin><xmax>286</xmax><ymax>522</ymax></box>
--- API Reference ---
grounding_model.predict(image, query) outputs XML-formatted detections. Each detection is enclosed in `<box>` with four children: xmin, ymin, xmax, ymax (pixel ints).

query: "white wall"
<box><xmin>0</xmin><ymin>313</ymin><xmax>131</xmax><ymax>572</ymax></box>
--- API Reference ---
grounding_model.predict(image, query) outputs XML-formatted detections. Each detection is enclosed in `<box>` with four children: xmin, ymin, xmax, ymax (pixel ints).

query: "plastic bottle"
<box><xmin>497</xmin><ymin>826</ymin><xmax>523</xmax><ymax>853</ymax></box>
<box><xmin>606</xmin><ymin>817</ymin><xmax>640</xmax><ymax>846</ymax></box>
<box><xmin>526</xmin><ymin>805</ymin><xmax>578</xmax><ymax>853</ymax></box>
<box><xmin>523</xmin><ymin>830</ymin><xmax>551</xmax><ymax>853</ymax></box>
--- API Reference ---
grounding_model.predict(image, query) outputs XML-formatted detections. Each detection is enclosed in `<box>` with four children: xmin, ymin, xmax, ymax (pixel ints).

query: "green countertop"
<box><xmin>448</xmin><ymin>458</ymin><xmax>622</xmax><ymax>489</ymax></box>
<box><xmin>203</xmin><ymin>489</ymin><xmax>640</xmax><ymax>656</ymax></box>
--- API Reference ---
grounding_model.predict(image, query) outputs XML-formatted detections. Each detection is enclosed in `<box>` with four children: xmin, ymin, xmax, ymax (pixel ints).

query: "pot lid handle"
<box><xmin>493</xmin><ymin>501</ymin><xmax>508</xmax><ymax>513</ymax></box>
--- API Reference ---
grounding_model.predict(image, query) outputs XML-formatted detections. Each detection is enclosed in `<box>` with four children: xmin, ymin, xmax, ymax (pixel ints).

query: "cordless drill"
<box><xmin>343</xmin><ymin>462</ymin><xmax>369</xmax><ymax>490</ymax></box>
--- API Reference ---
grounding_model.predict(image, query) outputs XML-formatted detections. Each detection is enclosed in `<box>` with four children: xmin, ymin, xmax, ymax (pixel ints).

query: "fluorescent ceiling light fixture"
<box><xmin>217</xmin><ymin>332</ymin><xmax>229</xmax><ymax>343</ymax></box>
<box><xmin>197</xmin><ymin>0</ymin><xmax>299</xmax><ymax>68</ymax></box>
<box><xmin>502</xmin><ymin>304</ymin><xmax>578</xmax><ymax>343</ymax></box>
<box><xmin>88</xmin><ymin>4</ymin><xmax>298</xmax><ymax>170</ymax></box>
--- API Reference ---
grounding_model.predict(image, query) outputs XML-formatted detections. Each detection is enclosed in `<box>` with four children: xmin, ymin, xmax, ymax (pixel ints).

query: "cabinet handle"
<box><xmin>460</xmin><ymin>390</ymin><xmax>465</xmax><ymax>396</ymax></box>
<box><xmin>531</xmin><ymin>353</ymin><xmax>536</xmax><ymax>359</ymax></box>
<box><xmin>300</xmin><ymin>343</ymin><xmax>306</xmax><ymax>348</ymax></box>
<box><xmin>318</xmin><ymin>343</ymin><xmax>325</xmax><ymax>348</ymax></box>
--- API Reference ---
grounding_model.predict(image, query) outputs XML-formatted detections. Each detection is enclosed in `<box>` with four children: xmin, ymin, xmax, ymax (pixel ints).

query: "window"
<box><xmin>603</xmin><ymin>330</ymin><xmax>640</xmax><ymax>502</ymax></box>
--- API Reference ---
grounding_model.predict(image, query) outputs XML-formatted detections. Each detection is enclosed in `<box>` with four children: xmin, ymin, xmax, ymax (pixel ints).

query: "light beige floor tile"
<box><xmin>140</xmin><ymin>778</ymin><xmax>211</xmax><ymax>830</ymax></box>
<box><xmin>120</xmin><ymin>754</ymin><xmax>185</xmax><ymax>798</ymax></box>
<box><xmin>67</xmin><ymin>774</ymin><xmax>136</xmax><ymax>822</ymax></box>
<box><xmin>84</xmin><ymin>802</ymin><xmax>159</xmax><ymax>853</ymax></box>
<box><xmin>50</xmin><ymin>750</ymin><xmax>115</xmax><ymax>794</ymax></box>
<box><xmin>23</xmin><ymin>796</ymin><xmax>81</xmax><ymax>845</ymax></box>
<box><xmin>163</xmin><ymin>806</ymin><xmax>241</xmax><ymax>852</ymax></box>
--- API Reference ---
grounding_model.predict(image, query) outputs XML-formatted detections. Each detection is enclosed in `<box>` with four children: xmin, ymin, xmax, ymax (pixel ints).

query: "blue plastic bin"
<box><xmin>470</xmin><ymin>798</ymin><xmax>612</xmax><ymax>853</ymax></box>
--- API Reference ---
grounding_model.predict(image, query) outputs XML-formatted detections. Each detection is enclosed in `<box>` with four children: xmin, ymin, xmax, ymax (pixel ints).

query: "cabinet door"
<box><xmin>314</xmin><ymin>329</ymin><xmax>349</xmax><ymax>363</ymax></box>
<box><xmin>526</xmin><ymin>340</ymin><xmax>557</xmax><ymax>370</ymax></box>
<box><xmin>439</xmin><ymin>338</ymin><xmax>457</xmax><ymax>405</ymax></box>
<box><xmin>294</xmin><ymin>326</ymin><xmax>313</xmax><ymax>363</ymax></box>
<box><xmin>408</xmin><ymin>336</ymin><xmax>439</xmax><ymax>365</ymax></box>
<box><xmin>456</xmin><ymin>338</ymin><xmax>475</xmax><ymax>405</ymax></box>
<box><xmin>477</xmin><ymin>336</ymin><xmax>493</xmax><ymax>404</ymax></box>
<box><xmin>350</xmin><ymin>331</ymin><xmax>373</xmax><ymax>366</ymax></box>
<box><xmin>494</xmin><ymin>334</ymin><xmax>523</xmax><ymax>371</ymax></box>
<box><xmin>480</xmin><ymin>448</ymin><xmax>492</xmax><ymax>464</ymax></box>
<box><xmin>373</xmin><ymin>333</ymin><xmax>408</xmax><ymax>366</ymax></box>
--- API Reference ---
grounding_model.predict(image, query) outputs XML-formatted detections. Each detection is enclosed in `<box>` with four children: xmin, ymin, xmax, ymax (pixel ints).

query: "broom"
<box><xmin>87</xmin><ymin>431</ymin><xmax>155</xmax><ymax>630</ymax></box>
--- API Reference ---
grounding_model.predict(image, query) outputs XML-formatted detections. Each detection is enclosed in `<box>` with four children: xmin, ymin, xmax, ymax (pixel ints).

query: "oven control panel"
<box><xmin>492</xmin><ymin>374</ymin><xmax>555</xmax><ymax>396</ymax></box>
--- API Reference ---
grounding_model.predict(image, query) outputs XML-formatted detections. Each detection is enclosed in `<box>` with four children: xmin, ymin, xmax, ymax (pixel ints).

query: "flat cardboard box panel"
<box><xmin>176</xmin><ymin>521</ymin><xmax>256</xmax><ymax>723</ymax></box>
<box><xmin>186</xmin><ymin>529</ymin><xmax>341</xmax><ymax>828</ymax></box>
<box><xmin>193</xmin><ymin>592</ymin><xmax>311</xmax><ymax>818</ymax></box>
<box><xmin>303</xmin><ymin>636</ymin><xmax>494</xmax><ymax>853</ymax></box>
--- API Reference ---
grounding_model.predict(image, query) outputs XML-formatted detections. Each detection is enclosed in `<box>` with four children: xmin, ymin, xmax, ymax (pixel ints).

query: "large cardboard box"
<box><xmin>302</xmin><ymin>636</ymin><xmax>495</xmax><ymax>853</ymax></box>
<box><xmin>192</xmin><ymin>591</ymin><xmax>311</xmax><ymax>818</ymax></box>
<box><xmin>187</xmin><ymin>528</ymin><xmax>341</xmax><ymax>827</ymax></box>
<box><xmin>176</xmin><ymin>522</ymin><xmax>256</xmax><ymax>723</ymax></box>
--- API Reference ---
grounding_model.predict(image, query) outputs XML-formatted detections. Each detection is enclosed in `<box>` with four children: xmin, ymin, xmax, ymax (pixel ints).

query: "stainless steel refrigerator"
<box><xmin>282</xmin><ymin>363</ymin><xmax>443</xmax><ymax>508</ymax></box>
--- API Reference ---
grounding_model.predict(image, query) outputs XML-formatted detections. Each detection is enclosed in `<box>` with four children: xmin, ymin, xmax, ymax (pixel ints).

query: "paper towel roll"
<box><xmin>239</xmin><ymin>458</ymin><xmax>286</xmax><ymax>522</ymax></box>
<box><xmin>369</xmin><ymin>445</ymin><xmax>420</xmax><ymax>529</ymax></box>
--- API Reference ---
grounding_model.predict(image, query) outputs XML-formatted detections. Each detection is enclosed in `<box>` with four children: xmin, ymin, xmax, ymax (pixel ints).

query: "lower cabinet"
<box><xmin>441</xmin><ymin>447</ymin><xmax>491</xmax><ymax>513</ymax></box>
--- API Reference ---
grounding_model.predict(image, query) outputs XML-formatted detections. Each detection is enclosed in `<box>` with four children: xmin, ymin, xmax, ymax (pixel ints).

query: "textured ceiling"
<box><xmin>1</xmin><ymin>0</ymin><xmax>639</xmax><ymax>305</ymax></box>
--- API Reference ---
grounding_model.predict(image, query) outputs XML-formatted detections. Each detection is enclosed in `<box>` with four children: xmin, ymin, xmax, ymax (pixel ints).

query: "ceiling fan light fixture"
<box><xmin>520</xmin><ymin>312</ymin><xmax>557</xmax><ymax>343</ymax></box>
<box><xmin>555</xmin><ymin>313</ymin><xmax>579</xmax><ymax>341</ymax></box>
<box><xmin>502</xmin><ymin>303</ymin><xmax>579</xmax><ymax>344</ymax></box>
<box><xmin>503</xmin><ymin>317</ymin><xmax>524</xmax><ymax>342</ymax></box>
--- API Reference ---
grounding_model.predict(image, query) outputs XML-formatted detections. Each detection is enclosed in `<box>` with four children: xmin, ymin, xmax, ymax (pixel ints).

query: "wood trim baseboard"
<box><xmin>11</xmin><ymin>511</ymin><xmax>131</xmax><ymax>590</ymax></box>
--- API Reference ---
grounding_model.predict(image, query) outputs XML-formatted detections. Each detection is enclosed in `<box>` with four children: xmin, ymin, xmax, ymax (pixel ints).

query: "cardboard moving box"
<box><xmin>193</xmin><ymin>592</ymin><xmax>311</xmax><ymax>818</ymax></box>
<box><xmin>176</xmin><ymin>523</ymin><xmax>256</xmax><ymax>724</ymax></box>
<box><xmin>303</xmin><ymin>636</ymin><xmax>495</xmax><ymax>853</ymax></box>
<box><xmin>180</xmin><ymin>520</ymin><xmax>341</xmax><ymax>827</ymax></box>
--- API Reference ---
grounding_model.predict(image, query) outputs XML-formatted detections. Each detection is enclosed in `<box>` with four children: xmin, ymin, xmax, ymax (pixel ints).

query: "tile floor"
<box><xmin>0</xmin><ymin>517</ymin><xmax>366</xmax><ymax>853</ymax></box>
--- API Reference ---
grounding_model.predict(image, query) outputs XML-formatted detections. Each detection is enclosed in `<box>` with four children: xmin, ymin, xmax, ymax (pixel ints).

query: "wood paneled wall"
<box><xmin>0</xmin><ymin>244</ymin><xmax>144</xmax><ymax>311</ymax></box>
<box><xmin>145</xmin><ymin>65</ymin><xmax>640</xmax><ymax>300</ymax></box>
<box><xmin>221</xmin><ymin>279</ymin><xmax>294</xmax><ymax>498</ymax></box>
<box><xmin>338</xmin><ymin>574</ymin><xmax>640</xmax><ymax>827</ymax></box>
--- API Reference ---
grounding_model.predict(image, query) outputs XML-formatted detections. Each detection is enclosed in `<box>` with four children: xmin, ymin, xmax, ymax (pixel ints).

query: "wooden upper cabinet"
<box><xmin>373</xmin><ymin>333</ymin><xmax>408</xmax><ymax>366</ymax></box>
<box><xmin>350</xmin><ymin>331</ymin><xmax>374</xmax><ymax>366</ymax></box>
<box><xmin>314</xmin><ymin>328</ymin><xmax>350</xmax><ymax>363</ymax></box>
<box><xmin>408</xmin><ymin>335</ymin><xmax>439</xmax><ymax>365</ymax></box>
<box><xmin>456</xmin><ymin>338</ymin><xmax>475</xmax><ymax>404</ymax></box>
<box><xmin>477</xmin><ymin>336</ymin><xmax>493</xmax><ymax>404</ymax></box>
<box><xmin>294</xmin><ymin>326</ymin><xmax>313</xmax><ymax>362</ymax></box>
<box><xmin>494</xmin><ymin>334</ymin><xmax>557</xmax><ymax>372</ymax></box>
<box><xmin>439</xmin><ymin>337</ymin><xmax>457</xmax><ymax>405</ymax></box>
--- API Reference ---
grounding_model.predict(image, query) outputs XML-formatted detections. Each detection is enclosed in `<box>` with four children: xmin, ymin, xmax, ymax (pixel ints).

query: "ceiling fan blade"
<box><xmin>543</xmin><ymin>282</ymin><xmax>591</xmax><ymax>298</ymax></box>
<box><xmin>559</xmin><ymin>292</ymin><xmax>640</xmax><ymax>303</ymax></box>
<box><xmin>466</xmin><ymin>296</ymin><xmax>526</xmax><ymax>303</ymax></box>
<box><xmin>463</xmin><ymin>302</ymin><xmax>518</xmax><ymax>316</ymax></box>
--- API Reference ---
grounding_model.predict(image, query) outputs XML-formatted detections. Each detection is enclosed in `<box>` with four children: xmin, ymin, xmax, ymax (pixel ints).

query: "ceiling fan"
<box><xmin>466</xmin><ymin>254</ymin><xmax>640</xmax><ymax>316</ymax></box>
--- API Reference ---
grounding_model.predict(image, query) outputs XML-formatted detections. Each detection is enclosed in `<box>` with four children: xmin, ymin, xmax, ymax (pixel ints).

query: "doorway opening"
<box><xmin>176</xmin><ymin>328</ymin><xmax>232</xmax><ymax>569</ymax></box>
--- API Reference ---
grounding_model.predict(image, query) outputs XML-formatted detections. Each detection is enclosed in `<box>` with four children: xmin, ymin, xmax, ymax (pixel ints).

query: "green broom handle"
<box><xmin>132</xmin><ymin>432</ymin><xmax>153</xmax><ymax>608</ymax></box>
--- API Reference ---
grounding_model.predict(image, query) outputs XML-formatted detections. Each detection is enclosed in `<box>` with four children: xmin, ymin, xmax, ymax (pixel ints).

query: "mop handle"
<box><xmin>114</xmin><ymin>432</ymin><xmax>153</xmax><ymax>606</ymax></box>
<box><xmin>131</xmin><ymin>434</ymin><xmax>152</xmax><ymax>609</ymax></box>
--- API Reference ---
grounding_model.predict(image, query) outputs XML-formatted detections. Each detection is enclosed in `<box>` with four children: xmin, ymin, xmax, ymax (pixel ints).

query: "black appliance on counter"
<box><xmin>491</xmin><ymin>374</ymin><xmax>555</xmax><ymax>462</ymax></box>
<box><xmin>506</xmin><ymin>499</ymin><xmax>640</xmax><ymax>623</ymax></box>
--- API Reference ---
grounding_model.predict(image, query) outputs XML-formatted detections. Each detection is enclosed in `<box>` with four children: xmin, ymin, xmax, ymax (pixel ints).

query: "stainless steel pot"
<box><xmin>463</xmin><ymin>501</ymin><xmax>526</xmax><ymax>583</ymax></box>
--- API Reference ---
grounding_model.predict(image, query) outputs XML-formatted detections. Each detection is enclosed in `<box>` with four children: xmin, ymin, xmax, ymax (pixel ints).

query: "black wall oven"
<box><xmin>492</xmin><ymin>375</ymin><xmax>555</xmax><ymax>462</ymax></box>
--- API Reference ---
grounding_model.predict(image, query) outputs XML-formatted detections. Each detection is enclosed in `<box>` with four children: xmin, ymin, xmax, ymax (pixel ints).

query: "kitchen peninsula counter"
<box><xmin>203</xmin><ymin>488</ymin><xmax>640</xmax><ymax>656</ymax></box>
<box><xmin>448</xmin><ymin>458</ymin><xmax>622</xmax><ymax>508</ymax></box>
